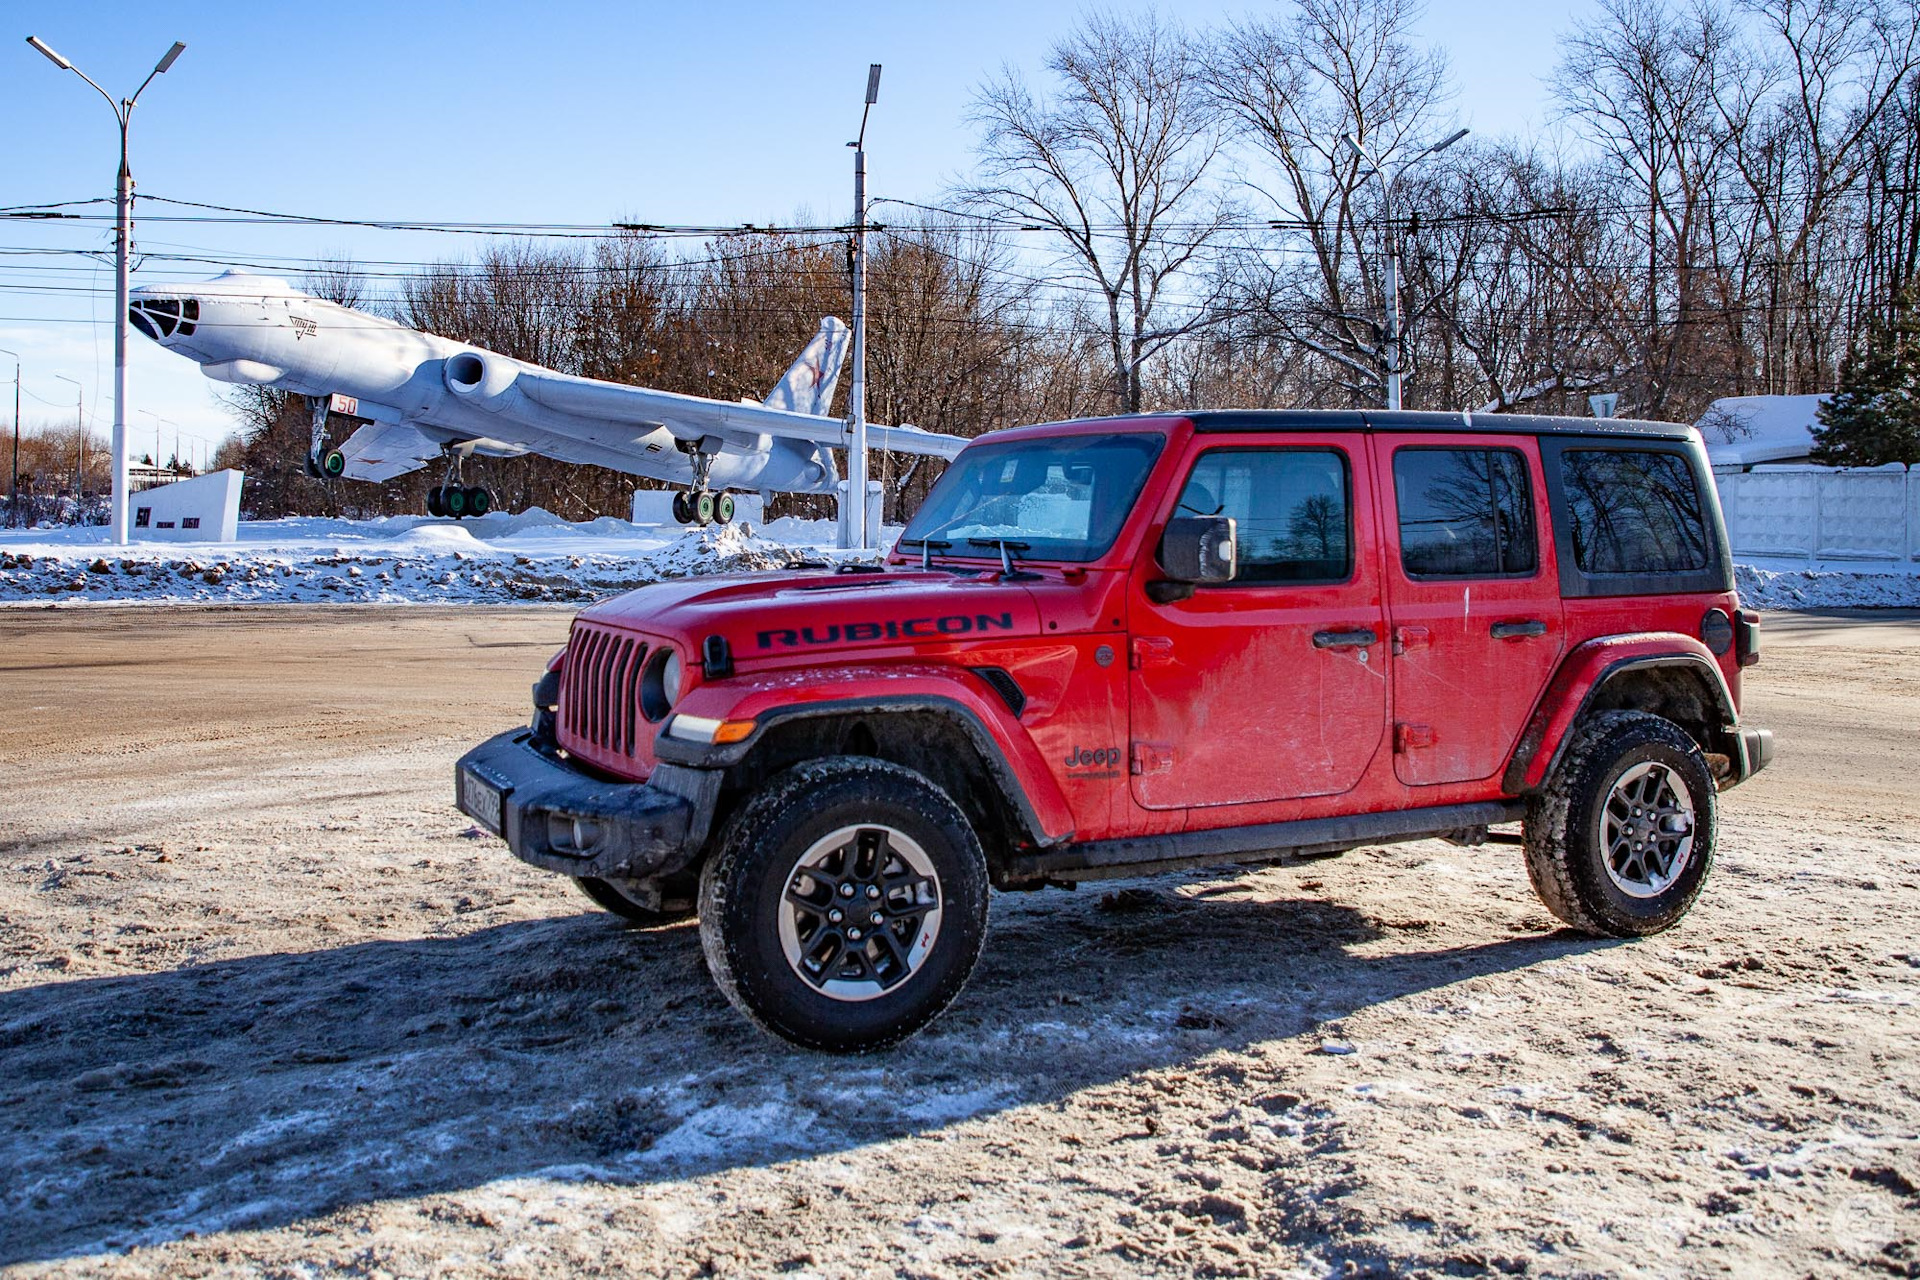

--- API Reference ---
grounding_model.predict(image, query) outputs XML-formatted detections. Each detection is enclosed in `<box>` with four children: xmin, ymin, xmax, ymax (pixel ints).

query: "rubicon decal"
<box><xmin>757</xmin><ymin>612</ymin><xmax>1017</xmax><ymax>650</ymax></box>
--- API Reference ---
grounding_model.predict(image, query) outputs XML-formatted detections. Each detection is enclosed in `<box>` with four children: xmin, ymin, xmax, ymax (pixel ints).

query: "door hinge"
<box><xmin>1394</xmin><ymin>722</ymin><xmax>1436</xmax><ymax>753</ymax></box>
<box><xmin>1130</xmin><ymin>636</ymin><xmax>1175</xmax><ymax>669</ymax></box>
<box><xmin>1130</xmin><ymin>741</ymin><xmax>1175</xmax><ymax>774</ymax></box>
<box><xmin>1393</xmin><ymin>626</ymin><xmax>1431</xmax><ymax>655</ymax></box>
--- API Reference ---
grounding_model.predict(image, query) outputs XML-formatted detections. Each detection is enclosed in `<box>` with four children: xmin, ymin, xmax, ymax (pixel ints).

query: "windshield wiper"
<box><xmin>898</xmin><ymin>537</ymin><xmax>952</xmax><ymax>571</ymax></box>
<box><xmin>967</xmin><ymin>538</ymin><xmax>1042</xmax><ymax>581</ymax></box>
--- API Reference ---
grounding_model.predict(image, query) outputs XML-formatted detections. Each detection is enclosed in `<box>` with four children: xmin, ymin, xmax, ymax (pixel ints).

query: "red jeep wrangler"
<box><xmin>457</xmin><ymin>410</ymin><xmax>1771</xmax><ymax>1051</ymax></box>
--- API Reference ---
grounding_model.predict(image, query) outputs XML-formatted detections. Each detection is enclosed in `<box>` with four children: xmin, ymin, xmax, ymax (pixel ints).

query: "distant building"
<box><xmin>1697</xmin><ymin>395</ymin><xmax>1830</xmax><ymax>471</ymax></box>
<box><xmin>129</xmin><ymin>461</ymin><xmax>196</xmax><ymax>493</ymax></box>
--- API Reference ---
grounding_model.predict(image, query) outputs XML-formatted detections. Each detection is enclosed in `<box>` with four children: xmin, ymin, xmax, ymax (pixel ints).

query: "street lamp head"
<box><xmin>154</xmin><ymin>41</ymin><xmax>186</xmax><ymax>74</ymax></box>
<box><xmin>1342</xmin><ymin>133</ymin><xmax>1367</xmax><ymax>161</ymax></box>
<box><xmin>865</xmin><ymin>63</ymin><xmax>882</xmax><ymax>105</ymax></box>
<box><xmin>1431</xmin><ymin>127</ymin><xmax>1470</xmax><ymax>155</ymax></box>
<box><xmin>26</xmin><ymin>36</ymin><xmax>72</xmax><ymax>71</ymax></box>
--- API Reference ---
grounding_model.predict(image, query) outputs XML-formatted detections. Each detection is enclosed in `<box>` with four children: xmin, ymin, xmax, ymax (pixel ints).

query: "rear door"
<box><xmin>1374</xmin><ymin>434</ymin><xmax>1563</xmax><ymax>786</ymax></box>
<box><xmin>1127</xmin><ymin>434</ymin><xmax>1388</xmax><ymax>809</ymax></box>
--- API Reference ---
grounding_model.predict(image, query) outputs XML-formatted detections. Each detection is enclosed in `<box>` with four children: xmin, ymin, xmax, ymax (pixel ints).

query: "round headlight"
<box><xmin>641</xmin><ymin>647</ymin><xmax>683</xmax><ymax>722</ymax></box>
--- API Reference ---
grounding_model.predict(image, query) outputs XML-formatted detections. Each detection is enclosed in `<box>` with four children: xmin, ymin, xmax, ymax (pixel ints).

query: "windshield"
<box><xmin>900</xmin><ymin>432</ymin><xmax>1165</xmax><ymax>563</ymax></box>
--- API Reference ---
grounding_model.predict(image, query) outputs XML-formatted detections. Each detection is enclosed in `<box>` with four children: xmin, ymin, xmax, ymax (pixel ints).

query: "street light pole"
<box><xmin>1344</xmin><ymin>128</ymin><xmax>1469</xmax><ymax>412</ymax></box>
<box><xmin>844</xmin><ymin>63</ymin><xmax>881</xmax><ymax>551</ymax></box>
<box><xmin>0</xmin><ymin>348</ymin><xmax>18</xmax><ymax>527</ymax></box>
<box><xmin>54</xmin><ymin>374</ymin><xmax>82</xmax><ymax>499</ymax></box>
<box><xmin>28</xmin><ymin>35</ymin><xmax>186</xmax><ymax>545</ymax></box>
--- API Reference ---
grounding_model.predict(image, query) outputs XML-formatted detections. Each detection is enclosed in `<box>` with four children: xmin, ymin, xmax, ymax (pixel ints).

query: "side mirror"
<box><xmin>1151</xmin><ymin>516</ymin><xmax>1236</xmax><ymax>602</ymax></box>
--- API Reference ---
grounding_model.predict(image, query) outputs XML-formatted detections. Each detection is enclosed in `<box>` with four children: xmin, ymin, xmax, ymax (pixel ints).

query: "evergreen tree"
<box><xmin>1811</xmin><ymin>286</ymin><xmax>1920</xmax><ymax>468</ymax></box>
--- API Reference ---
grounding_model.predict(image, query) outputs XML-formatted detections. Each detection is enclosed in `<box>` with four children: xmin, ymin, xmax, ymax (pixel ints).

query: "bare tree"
<box><xmin>963</xmin><ymin>10</ymin><xmax>1227</xmax><ymax>412</ymax></box>
<box><xmin>1206</xmin><ymin>0</ymin><xmax>1459</xmax><ymax>406</ymax></box>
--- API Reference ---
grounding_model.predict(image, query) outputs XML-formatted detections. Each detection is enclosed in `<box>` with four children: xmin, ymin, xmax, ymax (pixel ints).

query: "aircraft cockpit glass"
<box><xmin>128</xmin><ymin>297</ymin><xmax>196</xmax><ymax>341</ymax></box>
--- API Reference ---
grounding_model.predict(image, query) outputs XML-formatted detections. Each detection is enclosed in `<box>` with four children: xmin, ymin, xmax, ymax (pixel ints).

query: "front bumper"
<box><xmin>454</xmin><ymin>728</ymin><xmax>722</xmax><ymax>880</ymax></box>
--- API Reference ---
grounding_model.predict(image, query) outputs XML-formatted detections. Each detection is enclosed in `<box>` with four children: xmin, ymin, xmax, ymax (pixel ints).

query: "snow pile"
<box><xmin>0</xmin><ymin>510</ymin><xmax>889</xmax><ymax>606</ymax></box>
<box><xmin>1734</xmin><ymin>562</ymin><xmax>1920</xmax><ymax>610</ymax></box>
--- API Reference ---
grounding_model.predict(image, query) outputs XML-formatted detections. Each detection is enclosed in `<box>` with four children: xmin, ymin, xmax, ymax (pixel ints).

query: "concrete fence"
<box><xmin>1712</xmin><ymin>464</ymin><xmax>1919</xmax><ymax>567</ymax></box>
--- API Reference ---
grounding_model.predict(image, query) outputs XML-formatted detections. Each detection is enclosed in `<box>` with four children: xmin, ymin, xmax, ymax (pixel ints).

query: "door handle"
<box><xmin>1490</xmin><ymin>620</ymin><xmax>1548</xmax><ymax>640</ymax></box>
<box><xmin>1312</xmin><ymin>628</ymin><xmax>1378</xmax><ymax>649</ymax></box>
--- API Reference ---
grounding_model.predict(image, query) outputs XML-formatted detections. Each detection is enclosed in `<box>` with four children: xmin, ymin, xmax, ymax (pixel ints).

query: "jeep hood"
<box><xmin>578</xmin><ymin>570</ymin><xmax>1045</xmax><ymax>661</ymax></box>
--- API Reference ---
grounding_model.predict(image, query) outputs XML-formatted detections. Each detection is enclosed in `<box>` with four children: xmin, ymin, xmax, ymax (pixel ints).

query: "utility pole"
<box><xmin>0</xmin><ymin>349</ymin><xmax>18</xmax><ymax>527</ymax></box>
<box><xmin>29</xmin><ymin>35</ymin><xmax>187</xmax><ymax>545</ymax></box>
<box><xmin>1344</xmin><ymin>128</ymin><xmax>1468</xmax><ymax>411</ymax></box>
<box><xmin>844</xmin><ymin>63</ymin><xmax>881</xmax><ymax>551</ymax></box>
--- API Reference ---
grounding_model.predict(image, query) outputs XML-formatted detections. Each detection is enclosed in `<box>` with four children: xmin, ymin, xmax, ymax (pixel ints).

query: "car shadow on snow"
<box><xmin>0</xmin><ymin>880</ymin><xmax>1618</xmax><ymax>1264</ymax></box>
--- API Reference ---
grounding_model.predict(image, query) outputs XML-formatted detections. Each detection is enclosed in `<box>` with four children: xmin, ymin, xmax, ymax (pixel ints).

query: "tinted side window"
<box><xmin>1394</xmin><ymin>447</ymin><xmax>1538</xmax><ymax>578</ymax></box>
<box><xmin>1175</xmin><ymin>449</ymin><xmax>1351</xmax><ymax>583</ymax></box>
<box><xmin>1561</xmin><ymin>449</ymin><xmax>1710</xmax><ymax>575</ymax></box>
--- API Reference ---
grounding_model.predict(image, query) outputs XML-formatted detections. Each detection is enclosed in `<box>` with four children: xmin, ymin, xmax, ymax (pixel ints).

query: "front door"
<box><xmin>1128</xmin><ymin>436</ymin><xmax>1389</xmax><ymax>810</ymax></box>
<box><xmin>1373</xmin><ymin>435</ymin><xmax>1564</xmax><ymax>786</ymax></box>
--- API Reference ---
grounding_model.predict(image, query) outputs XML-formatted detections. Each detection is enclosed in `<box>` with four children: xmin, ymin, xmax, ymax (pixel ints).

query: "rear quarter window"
<box><xmin>1540</xmin><ymin>438</ymin><xmax>1731</xmax><ymax>598</ymax></box>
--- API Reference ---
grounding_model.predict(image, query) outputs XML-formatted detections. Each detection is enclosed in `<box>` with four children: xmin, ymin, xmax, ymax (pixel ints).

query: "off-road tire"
<box><xmin>572</xmin><ymin>875</ymin><xmax>695</xmax><ymax>926</ymax></box>
<box><xmin>1524</xmin><ymin>710</ymin><xmax>1717</xmax><ymax>937</ymax></box>
<box><xmin>698</xmin><ymin>757</ymin><xmax>990</xmax><ymax>1052</ymax></box>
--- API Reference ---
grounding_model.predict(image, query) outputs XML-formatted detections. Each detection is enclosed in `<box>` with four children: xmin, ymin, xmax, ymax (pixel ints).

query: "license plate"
<box><xmin>460</xmin><ymin>767</ymin><xmax>505</xmax><ymax>834</ymax></box>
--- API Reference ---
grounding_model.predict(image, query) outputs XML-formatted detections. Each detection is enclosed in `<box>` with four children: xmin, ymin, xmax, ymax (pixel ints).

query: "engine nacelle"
<box><xmin>443</xmin><ymin>350</ymin><xmax>521</xmax><ymax>410</ymax></box>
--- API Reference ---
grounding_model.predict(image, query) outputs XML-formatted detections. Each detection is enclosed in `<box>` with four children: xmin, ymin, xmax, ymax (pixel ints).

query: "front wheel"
<box><xmin>572</xmin><ymin>875</ymin><xmax>694</xmax><ymax>926</ymax></box>
<box><xmin>1524</xmin><ymin>710</ymin><xmax>1717</xmax><ymax>937</ymax></box>
<box><xmin>699</xmin><ymin>757</ymin><xmax>989</xmax><ymax>1052</ymax></box>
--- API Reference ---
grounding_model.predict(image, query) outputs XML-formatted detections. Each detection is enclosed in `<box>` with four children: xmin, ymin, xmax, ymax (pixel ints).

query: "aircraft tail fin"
<box><xmin>762</xmin><ymin>317</ymin><xmax>850</xmax><ymax>417</ymax></box>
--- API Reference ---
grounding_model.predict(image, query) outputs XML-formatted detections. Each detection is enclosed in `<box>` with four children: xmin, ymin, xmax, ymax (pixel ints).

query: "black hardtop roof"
<box><xmin>1179</xmin><ymin>408</ymin><xmax>1698</xmax><ymax>440</ymax></box>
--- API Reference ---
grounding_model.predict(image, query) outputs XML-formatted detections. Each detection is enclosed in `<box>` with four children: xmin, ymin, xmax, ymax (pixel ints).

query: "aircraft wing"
<box><xmin>336</xmin><ymin>420</ymin><xmax>444</xmax><ymax>482</ymax></box>
<box><xmin>336</xmin><ymin>419</ymin><xmax>526</xmax><ymax>482</ymax></box>
<box><xmin>511</xmin><ymin>369</ymin><xmax>968</xmax><ymax>460</ymax></box>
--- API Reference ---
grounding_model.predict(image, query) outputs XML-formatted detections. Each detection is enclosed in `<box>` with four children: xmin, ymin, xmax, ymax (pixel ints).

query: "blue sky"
<box><xmin>2</xmin><ymin>0</ymin><xmax>1587</xmax><ymax>458</ymax></box>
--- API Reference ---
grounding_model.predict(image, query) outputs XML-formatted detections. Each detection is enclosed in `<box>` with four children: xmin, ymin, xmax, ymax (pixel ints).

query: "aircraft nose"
<box><xmin>127</xmin><ymin>293</ymin><xmax>201</xmax><ymax>344</ymax></box>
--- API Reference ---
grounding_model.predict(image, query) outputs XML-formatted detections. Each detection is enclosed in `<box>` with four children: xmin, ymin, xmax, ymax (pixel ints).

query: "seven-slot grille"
<box><xmin>559</xmin><ymin>623</ymin><xmax>649</xmax><ymax>758</ymax></box>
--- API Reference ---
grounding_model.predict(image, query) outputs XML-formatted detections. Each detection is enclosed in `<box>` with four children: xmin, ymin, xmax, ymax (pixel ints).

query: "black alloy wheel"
<box><xmin>699</xmin><ymin>757</ymin><xmax>990</xmax><ymax>1052</ymax></box>
<box><xmin>1524</xmin><ymin>710</ymin><xmax>1718</xmax><ymax>937</ymax></box>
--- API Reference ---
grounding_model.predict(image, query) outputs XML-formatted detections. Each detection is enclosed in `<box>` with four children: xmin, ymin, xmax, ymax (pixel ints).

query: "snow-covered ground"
<box><xmin>0</xmin><ymin>510</ymin><xmax>889</xmax><ymax>605</ymax></box>
<box><xmin>1</xmin><ymin>511</ymin><xmax>1916</xmax><ymax>608</ymax></box>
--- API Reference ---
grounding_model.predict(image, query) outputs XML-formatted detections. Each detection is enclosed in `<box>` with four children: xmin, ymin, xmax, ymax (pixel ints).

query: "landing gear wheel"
<box><xmin>715</xmin><ymin>492</ymin><xmax>736</xmax><ymax>525</ymax></box>
<box><xmin>465</xmin><ymin>486</ymin><xmax>492</xmax><ymax>516</ymax></box>
<box><xmin>321</xmin><ymin>450</ymin><xmax>347</xmax><ymax>478</ymax></box>
<box><xmin>572</xmin><ymin>875</ymin><xmax>695</xmax><ymax>926</ymax></box>
<box><xmin>1523</xmin><ymin>710</ymin><xmax>1717</xmax><ymax>937</ymax></box>
<box><xmin>426</xmin><ymin>487</ymin><xmax>446</xmax><ymax>518</ymax></box>
<box><xmin>671</xmin><ymin>491</ymin><xmax>693</xmax><ymax>524</ymax></box>
<box><xmin>444</xmin><ymin>486</ymin><xmax>469</xmax><ymax>518</ymax></box>
<box><xmin>694</xmin><ymin>491</ymin><xmax>717</xmax><ymax>526</ymax></box>
<box><xmin>698</xmin><ymin>757</ymin><xmax>989</xmax><ymax>1052</ymax></box>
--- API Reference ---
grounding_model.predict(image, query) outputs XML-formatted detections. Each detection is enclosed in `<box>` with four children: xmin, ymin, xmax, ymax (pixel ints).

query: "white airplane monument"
<box><xmin>129</xmin><ymin>271</ymin><xmax>965</xmax><ymax>524</ymax></box>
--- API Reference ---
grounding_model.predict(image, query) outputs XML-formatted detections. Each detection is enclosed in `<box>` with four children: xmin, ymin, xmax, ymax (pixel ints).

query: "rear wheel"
<box><xmin>444</xmin><ymin>486</ymin><xmax>469</xmax><ymax>518</ymax></box>
<box><xmin>465</xmin><ymin>486</ymin><xmax>492</xmax><ymax>516</ymax></box>
<box><xmin>694</xmin><ymin>490</ymin><xmax>717</xmax><ymax>526</ymax></box>
<box><xmin>572</xmin><ymin>875</ymin><xmax>695</xmax><ymax>925</ymax></box>
<box><xmin>715</xmin><ymin>492</ymin><xmax>736</xmax><ymax>524</ymax></box>
<box><xmin>426</xmin><ymin>487</ymin><xmax>446</xmax><ymax>518</ymax></box>
<box><xmin>1524</xmin><ymin>711</ymin><xmax>1716</xmax><ymax>937</ymax></box>
<box><xmin>699</xmin><ymin>757</ymin><xmax>989</xmax><ymax>1052</ymax></box>
<box><xmin>671</xmin><ymin>491</ymin><xmax>692</xmax><ymax>524</ymax></box>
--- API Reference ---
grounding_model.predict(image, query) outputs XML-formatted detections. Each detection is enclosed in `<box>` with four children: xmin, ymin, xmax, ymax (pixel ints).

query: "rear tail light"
<box><xmin>1734</xmin><ymin>609</ymin><xmax>1761</xmax><ymax>667</ymax></box>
